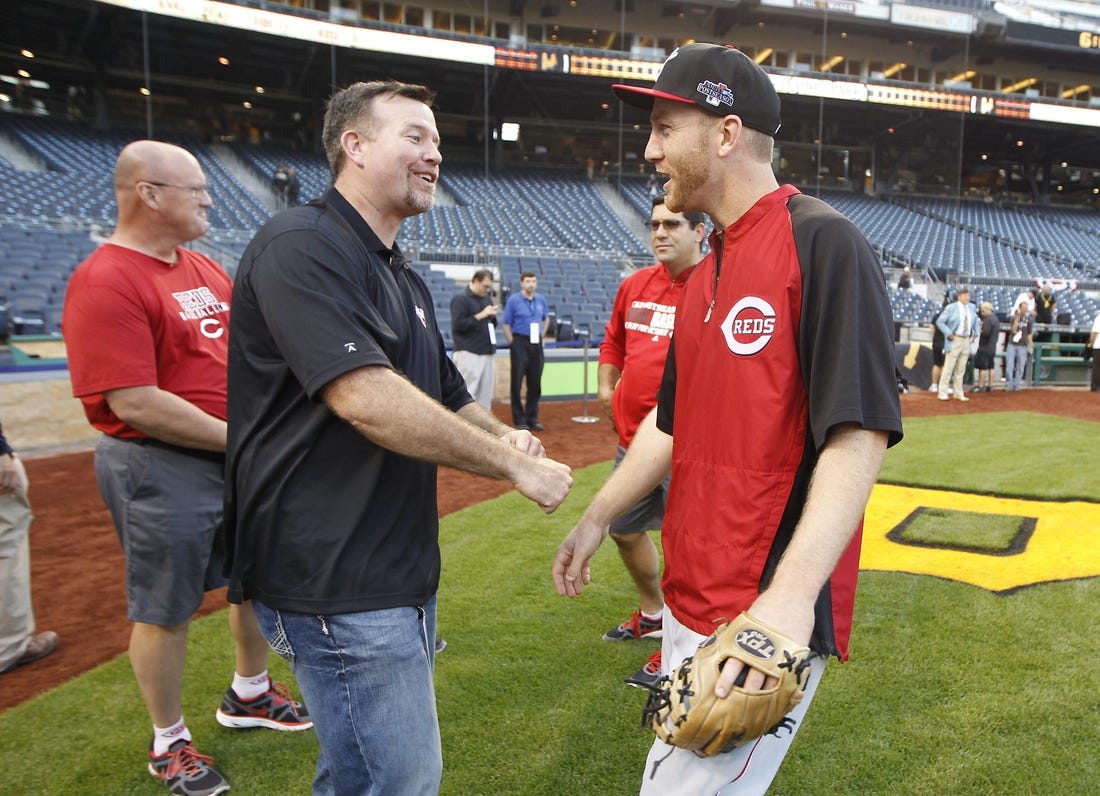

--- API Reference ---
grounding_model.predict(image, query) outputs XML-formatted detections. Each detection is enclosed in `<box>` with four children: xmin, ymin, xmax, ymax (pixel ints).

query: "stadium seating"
<box><xmin>1</xmin><ymin>115</ymin><xmax>1096</xmax><ymax>344</ymax></box>
<box><xmin>898</xmin><ymin>197</ymin><xmax>1100</xmax><ymax>279</ymax></box>
<box><xmin>818</xmin><ymin>190</ymin><xmax>1091</xmax><ymax>282</ymax></box>
<box><xmin>0</xmin><ymin>116</ymin><xmax>271</xmax><ymax>232</ymax></box>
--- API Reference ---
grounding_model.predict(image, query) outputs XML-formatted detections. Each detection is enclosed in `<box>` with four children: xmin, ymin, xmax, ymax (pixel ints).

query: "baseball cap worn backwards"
<box><xmin>612</xmin><ymin>43</ymin><xmax>782</xmax><ymax>136</ymax></box>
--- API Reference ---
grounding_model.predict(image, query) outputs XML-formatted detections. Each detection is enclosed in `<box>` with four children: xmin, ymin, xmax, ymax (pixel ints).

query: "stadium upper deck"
<box><xmin>1</xmin><ymin>0</ymin><xmax>1098</xmax><ymax>342</ymax></box>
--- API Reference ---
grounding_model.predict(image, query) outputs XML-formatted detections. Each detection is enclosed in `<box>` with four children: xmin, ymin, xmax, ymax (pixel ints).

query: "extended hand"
<box><xmin>552</xmin><ymin>516</ymin><xmax>607</xmax><ymax>597</ymax></box>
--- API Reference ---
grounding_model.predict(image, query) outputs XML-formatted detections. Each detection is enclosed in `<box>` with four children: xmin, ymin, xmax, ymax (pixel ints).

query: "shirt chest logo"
<box><xmin>720</xmin><ymin>295</ymin><xmax>776</xmax><ymax>356</ymax></box>
<box><xmin>625</xmin><ymin>300</ymin><xmax>677</xmax><ymax>339</ymax></box>
<box><xmin>172</xmin><ymin>286</ymin><xmax>228</xmax><ymax>321</ymax></box>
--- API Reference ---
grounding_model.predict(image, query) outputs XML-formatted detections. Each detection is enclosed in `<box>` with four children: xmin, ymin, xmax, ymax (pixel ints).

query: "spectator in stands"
<box><xmin>451</xmin><ymin>269</ymin><xmax>499</xmax><ymax>411</ymax></box>
<box><xmin>272</xmin><ymin>162</ymin><xmax>290</xmax><ymax>208</ymax></box>
<box><xmin>973</xmin><ymin>300</ymin><xmax>1000</xmax><ymax>393</ymax></box>
<box><xmin>0</xmin><ymin>419</ymin><xmax>59</xmax><ymax>675</ymax></box>
<box><xmin>897</xmin><ymin>266</ymin><xmax>911</xmax><ymax>290</ymax></box>
<box><xmin>62</xmin><ymin>140</ymin><xmax>311</xmax><ymax>796</ymax></box>
<box><xmin>936</xmin><ymin>286</ymin><xmax>979</xmax><ymax>402</ymax></box>
<box><xmin>597</xmin><ymin>195</ymin><xmax>704</xmax><ymax>690</ymax></box>
<box><xmin>646</xmin><ymin>171</ymin><xmax>660</xmax><ymax>197</ymax></box>
<box><xmin>1086</xmin><ymin>309</ymin><xmax>1099</xmax><ymax>392</ymax></box>
<box><xmin>285</xmin><ymin>166</ymin><xmax>301</xmax><ymax>206</ymax></box>
<box><xmin>1033</xmin><ymin>282</ymin><xmax>1057</xmax><ymax>344</ymax></box>
<box><xmin>1005</xmin><ymin>299</ymin><xmax>1035</xmax><ymax>391</ymax></box>
<box><xmin>1013</xmin><ymin>287</ymin><xmax>1036</xmax><ymax>316</ymax></box>
<box><xmin>554</xmin><ymin>43</ymin><xmax>902</xmax><ymax>795</ymax></box>
<box><xmin>502</xmin><ymin>270</ymin><xmax>550</xmax><ymax>430</ymax></box>
<box><xmin>223</xmin><ymin>80</ymin><xmax>573</xmax><ymax>795</ymax></box>
<box><xmin>1035</xmin><ymin>282</ymin><xmax>1057</xmax><ymax>325</ymax></box>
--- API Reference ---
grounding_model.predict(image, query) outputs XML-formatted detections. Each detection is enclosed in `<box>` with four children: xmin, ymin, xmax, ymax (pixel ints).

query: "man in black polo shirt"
<box><xmin>224</xmin><ymin>80</ymin><xmax>573</xmax><ymax>794</ymax></box>
<box><xmin>451</xmin><ymin>268</ymin><xmax>499</xmax><ymax>410</ymax></box>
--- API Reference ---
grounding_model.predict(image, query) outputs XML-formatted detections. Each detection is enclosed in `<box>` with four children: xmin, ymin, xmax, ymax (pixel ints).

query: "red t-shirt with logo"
<box><xmin>655</xmin><ymin>185</ymin><xmax>903</xmax><ymax>660</ymax></box>
<box><xmin>63</xmin><ymin>243</ymin><xmax>232</xmax><ymax>437</ymax></box>
<box><xmin>598</xmin><ymin>262</ymin><xmax>693</xmax><ymax>448</ymax></box>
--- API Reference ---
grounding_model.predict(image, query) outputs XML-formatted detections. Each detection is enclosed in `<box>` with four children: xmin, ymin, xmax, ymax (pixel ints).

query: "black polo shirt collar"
<box><xmin>325</xmin><ymin>187</ymin><xmax>410</xmax><ymax>276</ymax></box>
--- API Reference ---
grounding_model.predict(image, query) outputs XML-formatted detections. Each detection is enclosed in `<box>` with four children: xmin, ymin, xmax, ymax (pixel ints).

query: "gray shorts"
<box><xmin>94</xmin><ymin>435</ymin><xmax>227</xmax><ymax>626</ymax></box>
<box><xmin>609</xmin><ymin>445</ymin><xmax>669</xmax><ymax>535</ymax></box>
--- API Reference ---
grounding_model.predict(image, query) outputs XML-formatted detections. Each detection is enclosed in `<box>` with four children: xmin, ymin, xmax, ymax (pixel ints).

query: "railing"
<box><xmin>1031</xmin><ymin>341</ymin><xmax>1090</xmax><ymax>386</ymax></box>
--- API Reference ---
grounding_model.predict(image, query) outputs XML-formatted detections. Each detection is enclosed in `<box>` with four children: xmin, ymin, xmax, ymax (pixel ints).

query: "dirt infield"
<box><xmin>5</xmin><ymin>390</ymin><xmax>1098</xmax><ymax>711</ymax></box>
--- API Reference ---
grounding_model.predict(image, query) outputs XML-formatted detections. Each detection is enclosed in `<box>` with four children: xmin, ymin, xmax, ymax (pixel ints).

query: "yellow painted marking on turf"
<box><xmin>861</xmin><ymin>484</ymin><xmax>1100</xmax><ymax>591</ymax></box>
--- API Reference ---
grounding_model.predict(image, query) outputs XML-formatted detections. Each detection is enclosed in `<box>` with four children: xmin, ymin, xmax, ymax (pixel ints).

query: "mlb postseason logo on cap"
<box><xmin>611</xmin><ymin>43</ymin><xmax>782</xmax><ymax>136</ymax></box>
<box><xmin>697</xmin><ymin>80</ymin><xmax>734</xmax><ymax>110</ymax></box>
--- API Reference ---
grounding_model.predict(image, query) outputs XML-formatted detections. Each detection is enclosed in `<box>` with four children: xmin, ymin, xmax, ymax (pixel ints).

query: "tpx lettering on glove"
<box><xmin>734</xmin><ymin>629</ymin><xmax>776</xmax><ymax>659</ymax></box>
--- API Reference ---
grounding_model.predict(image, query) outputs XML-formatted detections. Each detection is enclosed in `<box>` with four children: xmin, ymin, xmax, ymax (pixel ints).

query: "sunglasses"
<box><xmin>646</xmin><ymin>219</ymin><xmax>685</xmax><ymax>232</ymax></box>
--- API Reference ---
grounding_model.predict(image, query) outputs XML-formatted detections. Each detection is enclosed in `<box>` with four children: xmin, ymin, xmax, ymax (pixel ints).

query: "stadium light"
<box><xmin>501</xmin><ymin>122</ymin><xmax>520</xmax><ymax>142</ymax></box>
<box><xmin>20</xmin><ymin>50</ymin><xmax>34</xmax><ymax>59</ymax></box>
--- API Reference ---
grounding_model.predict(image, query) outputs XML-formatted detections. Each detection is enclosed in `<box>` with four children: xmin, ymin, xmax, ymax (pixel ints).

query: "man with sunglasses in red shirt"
<box><xmin>597</xmin><ymin>195</ymin><xmax>705</xmax><ymax>689</ymax></box>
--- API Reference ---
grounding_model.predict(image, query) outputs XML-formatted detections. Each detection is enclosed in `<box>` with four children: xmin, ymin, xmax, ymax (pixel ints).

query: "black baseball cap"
<box><xmin>612</xmin><ymin>43</ymin><xmax>782</xmax><ymax>136</ymax></box>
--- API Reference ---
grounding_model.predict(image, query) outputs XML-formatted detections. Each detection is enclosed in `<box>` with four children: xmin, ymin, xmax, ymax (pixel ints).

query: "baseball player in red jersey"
<box><xmin>553</xmin><ymin>44</ymin><xmax>903</xmax><ymax>794</ymax></box>
<box><xmin>598</xmin><ymin>195</ymin><xmax>704</xmax><ymax>688</ymax></box>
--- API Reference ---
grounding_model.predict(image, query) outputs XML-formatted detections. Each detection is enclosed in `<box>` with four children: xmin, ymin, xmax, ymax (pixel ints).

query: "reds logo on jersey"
<box><xmin>720</xmin><ymin>296</ymin><xmax>777</xmax><ymax>356</ymax></box>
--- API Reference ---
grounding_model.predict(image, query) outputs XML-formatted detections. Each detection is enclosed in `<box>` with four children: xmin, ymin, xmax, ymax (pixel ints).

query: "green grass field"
<box><xmin>1</xmin><ymin>410</ymin><xmax>1098</xmax><ymax>794</ymax></box>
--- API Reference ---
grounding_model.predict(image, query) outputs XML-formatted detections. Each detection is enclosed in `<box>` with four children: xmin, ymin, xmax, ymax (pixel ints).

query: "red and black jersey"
<box><xmin>656</xmin><ymin>185</ymin><xmax>903</xmax><ymax>660</ymax></box>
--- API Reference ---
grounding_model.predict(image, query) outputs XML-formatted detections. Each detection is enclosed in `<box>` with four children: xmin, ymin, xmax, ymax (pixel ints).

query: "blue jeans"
<box><xmin>1005</xmin><ymin>344</ymin><xmax>1029</xmax><ymax>389</ymax></box>
<box><xmin>253</xmin><ymin>598</ymin><xmax>441</xmax><ymax>795</ymax></box>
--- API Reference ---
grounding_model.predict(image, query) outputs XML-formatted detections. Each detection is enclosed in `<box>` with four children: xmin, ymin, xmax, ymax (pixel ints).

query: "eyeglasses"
<box><xmin>140</xmin><ymin>181</ymin><xmax>210</xmax><ymax>199</ymax></box>
<box><xmin>647</xmin><ymin>219</ymin><xmax>685</xmax><ymax>232</ymax></box>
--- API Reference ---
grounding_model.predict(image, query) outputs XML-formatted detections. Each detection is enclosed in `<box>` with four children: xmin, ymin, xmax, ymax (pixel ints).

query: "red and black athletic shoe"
<box><xmin>215</xmin><ymin>679</ymin><xmax>312</xmax><ymax>731</ymax></box>
<box><xmin>625</xmin><ymin>649</ymin><xmax>663</xmax><ymax>689</ymax></box>
<box><xmin>148</xmin><ymin>739</ymin><xmax>230</xmax><ymax>796</ymax></box>
<box><xmin>602</xmin><ymin>608</ymin><xmax>663</xmax><ymax>642</ymax></box>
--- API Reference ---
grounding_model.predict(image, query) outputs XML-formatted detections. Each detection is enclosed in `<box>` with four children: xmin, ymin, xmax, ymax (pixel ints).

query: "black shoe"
<box><xmin>434</xmin><ymin>637</ymin><xmax>447</xmax><ymax>654</ymax></box>
<box><xmin>215</xmin><ymin>678</ymin><xmax>313</xmax><ymax>731</ymax></box>
<box><xmin>531</xmin><ymin>422</ymin><xmax>545</xmax><ymax>431</ymax></box>
<box><xmin>514</xmin><ymin>423</ymin><xmax>529</xmax><ymax>431</ymax></box>
<box><xmin>624</xmin><ymin>650</ymin><xmax>662</xmax><ymax>689</ymax></box>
